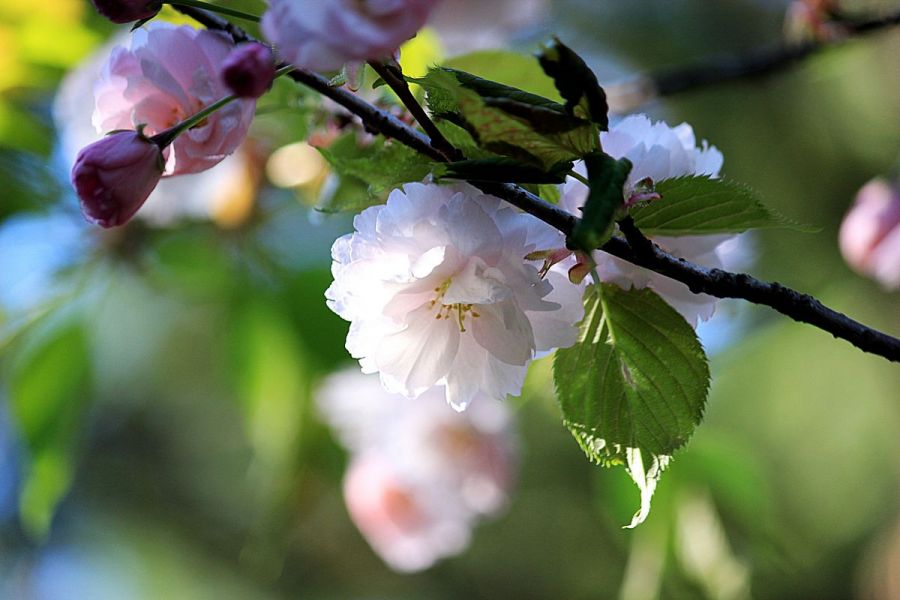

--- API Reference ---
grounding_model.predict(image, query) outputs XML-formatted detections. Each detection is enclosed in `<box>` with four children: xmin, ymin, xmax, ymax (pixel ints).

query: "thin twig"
<box><xmin>609</xmin><ymin>8</ymin><xmax>900</xmax><ymax>110</ymax></box>
<box><xmin>368</xmin><ymin>61</ymin><xmax>463</xmax><ymax>161</ymax></box>
<box><xmin>172</xmin><ymin>4</ymin><xmax>900</xmax><ymax>363</ymax></box>
<box><xmin>615</xmin><ymin>218</ymin><xmax>900</xmax><ymax>361</ymax></box>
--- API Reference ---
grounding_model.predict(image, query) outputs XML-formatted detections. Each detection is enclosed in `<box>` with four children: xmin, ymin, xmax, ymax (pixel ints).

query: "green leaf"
<box><xmin>6</xmin><ymin>318</ymin><xmax>91</xmax><ymax>539</ymax></box>
<box><xmin>415</xmin><ymin>68</ymin><xmax>600</xmax><ymax>170</ymax></box>
<box><xmin>316</xmin><ymin>133</ymin><xmax>437</xmax><ymax>212</ymax></box>
<box><xmin>553</xmin><ymin>284</ymin><xmax>710</xmax><ymax>527</ymax></box>
<box><xmin>570</xmin><ymin>152</ymin><xmax>632</xmax><ymax>251</ymax></box>
<box><xmin>537</xmin><ymin>37</ymin><xmax>609</xmax><ymax>130</ymax></box>
<box><xmin>443</xmin><ymin>50</ymin><xmax>563</xmax><ymax>101</ymax></box>
<box><xmin>439</xmin><ymin>157</ymin><xmax>570</xmax><ymax>184</ymax></box>
<box><xmin>630</xmin><ymin>175</ymin><xmax>813</xmax><ymax>236</ymax></box>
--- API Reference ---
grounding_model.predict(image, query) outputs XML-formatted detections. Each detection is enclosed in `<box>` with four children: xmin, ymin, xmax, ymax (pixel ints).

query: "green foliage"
<box><xmin>537</xmin><ymin>37</ymin><xmax>609</xmax><ymax>130</ymax></box>
<box><xmin>415</xmin><ymin>67</ymin><xmax>599</xmax><ymax>170</ymax></box>
<box><xmin>554</xmin><ymin>284</ymin><xmax>709</xmax><ymax>527</ymax></box>
<box><xmin>316</xmin><ymin>133</ymin><xmax>437</xmax><ymax>212</ymax></box>
<box><xmin>443</xmin><ymin>50</ymin><xmax>563</xmax><ymax>101</ymax></box>
<box><xmin>570</xmin><ymin>152</ymin><xmax>632</xmax><ymax>251</ymax></box>
<box><xmin>630</xmin><ymin>176</ymin><xmax>811</xmax><ymax>236</ymax></box>
<box><xmin>6</xmin><ymin>318</ymin><xmax>91</xmax><ymax>539</ymax></box>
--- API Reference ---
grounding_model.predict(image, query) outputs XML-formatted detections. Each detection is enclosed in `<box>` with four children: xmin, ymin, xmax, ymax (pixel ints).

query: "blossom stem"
<box><xmin>567</xmin><ymin>170</ymin><xmax>590</xmax><ymax>187</ymax></box>
<box><xmin>368</xmin><ymin>61</ymin><xmax>463</xmax><ymax>161</ymax></box>
<box><xmin>171</xmin><ymin>3</ymin><xmax>900</xmax><ymax>363</ymax></box>
<box><xmin>150</xmin><ymin>64</ymin><xmax>293</xmax><ymax>149</ymax></box>
<box><xmin>167</xmin><ymin>0</ymin><xmax>260</xmax><ymax>22</ymax></box>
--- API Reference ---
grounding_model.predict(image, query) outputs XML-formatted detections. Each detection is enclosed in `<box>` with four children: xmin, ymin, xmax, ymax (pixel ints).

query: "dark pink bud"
<box><xmin>221</xmin><ymin>43</ymin><xmax>276</xmax><ymax>99</ymax></box>
<box><xmin>71</xmin><ymin>131</ymin><xmax>164</xmax><ymax>228</ymax></box>
<box><xmin>89</xmin><ymin>0</ymin><xmax>161</xmax><ymax>24</ymax></box>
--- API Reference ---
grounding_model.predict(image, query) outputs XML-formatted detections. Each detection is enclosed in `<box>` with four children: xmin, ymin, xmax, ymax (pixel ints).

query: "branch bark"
<box><xmin>172</xmin><ymin>4</ymin><xmax>900</xmax><ymax>363</ymax></box>
<box><xmin>608</xmin><ymin>8</ymin><xmax>900</xmax><ymax>111</ymax></box>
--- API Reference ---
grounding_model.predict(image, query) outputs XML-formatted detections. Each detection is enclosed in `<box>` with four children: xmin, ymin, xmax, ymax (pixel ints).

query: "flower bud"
<box><xmin>839</xmin><ymin>178</ymin><xmax>900</xmax><ymax>290</ymax></box>
<box><xmin>221</xmin><ymin>43</ymin><xmax>276</xmax><ymax>99</ymax></box>
<box><xmin>71</xmin><ymin>131</ymin><xmax>164</xmax><ymax>228</ymax></box>
<box><xmin>89</xmin><ymin>0</ymin><xmax>161</xmax><ymax>24</ymax></box>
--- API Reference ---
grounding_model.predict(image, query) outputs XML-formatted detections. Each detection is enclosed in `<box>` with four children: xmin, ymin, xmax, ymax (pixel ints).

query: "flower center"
<box><xmin>429</xmin><ymin>279</ymin><xmax>481</xmax><ymax>332</ymax></box>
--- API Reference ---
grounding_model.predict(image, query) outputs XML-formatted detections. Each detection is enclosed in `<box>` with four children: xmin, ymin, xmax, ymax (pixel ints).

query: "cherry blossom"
<box><xmin>93</xmin><ymin>24</ymin><xmax>255</xmax><ymax>176</ymax></box>
<box><xmin>71</xmin><ymin>131</ymin><xmax>164</xmax><ymax>227</ymax></box>
<box><xmin>318</xmin><ymin>370</ymin><xmax>516</xmax><ymax>571</ymax></box>
<box><xmin>561</xmin><ymin>115</ymin><xmax>735</xmax><ymax>326</ymax></box>
<box><xmin>261</xmin><ymin>0</ymin><xmax>440</xmax><ymax>72</ymax></box>
<box><xmin>221</xmin><ymin>43</ymin><xmax>276</xmax><ymax>100</ymax></box>
<box><xmin>326</xmin><ymin>182</ymin><xmax>583</xmax><ymax>410</ymax></box>
<box><xmin>839</xmin><ymin>178</ymin><xmax>900</xmax><ymax>290</ymax></box>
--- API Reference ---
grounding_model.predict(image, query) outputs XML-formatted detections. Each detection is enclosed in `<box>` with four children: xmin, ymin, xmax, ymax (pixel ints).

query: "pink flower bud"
<box><xmin>221</xmin><ymin>43</ymin><xmax>276</xmax><ymax>99</ymax></box>
<box><xmin>839</xmin><ymin>178</ymin><xmax>900</xmax><ymax>290</ymax></box>
<box><xmin>71</xmin><ymin>131</ymin><xmax>164</xmax><ymax>228</ymax></box>
<box><xmin>89</xmin><ymin>0</ymin><xmax>161</xmax><ymax>24</ymax></box>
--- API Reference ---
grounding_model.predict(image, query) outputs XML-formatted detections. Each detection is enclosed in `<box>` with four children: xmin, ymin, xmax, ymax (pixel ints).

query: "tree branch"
<box><xmin>172</xmin><ymin>4</ymin><xmax>900</xmax><ymax>363</ymax></box>
<box><xmin>368</xmin><ymin>61</ymin><xmax>463</xmax><ymax>161</ymax></box>
<box><xmin>608</xmin><ymin>8</ymin><xmax>900</xmax><ymax>111</ymax></box>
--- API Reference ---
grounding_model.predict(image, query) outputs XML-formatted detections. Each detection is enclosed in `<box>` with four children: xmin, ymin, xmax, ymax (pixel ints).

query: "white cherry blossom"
<box><xmin>318</xmin><ymin>370</ymin><xmax>516</xmax><ymax>571</ymax></box>
<box><xmin>562</xmin><ymin>114</ymin><xmax>736</xmax><ymax>326</ymax></box>
<box><xmin>326</xmin><ymin>182</ymin><xmax>583</xmax><ymax>410</ymax></box>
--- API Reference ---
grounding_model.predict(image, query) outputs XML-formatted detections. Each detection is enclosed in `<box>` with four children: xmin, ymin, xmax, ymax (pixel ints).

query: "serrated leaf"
<box><xmin>570</xmin><ymin>152</ymin><xmax>632</xmax><ymax>251</ymax></box>
<box><xmin>415</xmin><ymin>68</ymin><xmax>599</xmax><ymax>170</ymax></box>
<box><xmin>537</xmin><ymin>37</ymin><xmax>609</xmax><ymax>130</ymax></box>
<box><xmin>630</xmin><ymin>175</ymin><xmax>813</xmax><ymax>236</ymax></box>
<box><xmin>443</xmin><ymin>50</ymin><xmax>562</xmax><ymax>101</ymax></box>
<box><xmin>554</xmin><ymin>284</ymin><xmax>709</xmax><ymax>526</ymax></box>
<box><xmin>316</xmin><ymin>133</ymin><xmax>437</xmax><ymax>212</ymax></box>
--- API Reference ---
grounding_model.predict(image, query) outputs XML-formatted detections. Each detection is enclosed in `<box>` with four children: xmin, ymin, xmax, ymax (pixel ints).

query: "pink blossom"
<box><xmin>326</xmin><ymin>182</ymin><xmax>584</xmax><ymax>410</ymax></box>
<box><xmin>839</xmin><ymin>178</ymin><xmax>900</xmax><ymax>290</ymax></box>
<box><xmin>221</xmin><ymin>43</ymin><xmax>276</xmax><ymax>99</ymax></box>
<box><xmin>89</xmin><ymin>0</ymin><xmax>160</xmax><ymax>24</ymax></box>
<box><xmin>71</xmin><ymin>131</ymin><xmax>164</xmax><ymax>227</ymax></box>
<box><xmin>319</xmin><ymin>370</ymin><xmax>516</xmax><ymax>571</ymax></box>
<box><xmin>262</xmin><ymin>0</ymin><xmax>441</xmax><ymax>72</ymax></box>
<box><xmin>93</xmin><ymin>23</ymin><xmax>255</xmax><ymax>176</ymax></box>
<box><xmin>561</xmin><ymin>115</ymin><xmax>736</xmax><ymax>326</ymax></box>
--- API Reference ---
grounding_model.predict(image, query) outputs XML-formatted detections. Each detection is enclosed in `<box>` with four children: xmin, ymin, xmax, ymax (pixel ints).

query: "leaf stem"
<box><xmin>167</xmin><ymin>0</ymin><xmax>260</xmax><ymax>22</ymax></box>
<box><xmin>568</xmin><ymin>169</ymin><xmax>590</xmax><ymax>187</ymax></box>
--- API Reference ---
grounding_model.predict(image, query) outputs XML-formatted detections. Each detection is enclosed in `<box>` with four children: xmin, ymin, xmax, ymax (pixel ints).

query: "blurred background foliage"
<box><xmin>1</xmin><ymin>0</ymin><xmax>899</xmax><ymax>598</ymax></box>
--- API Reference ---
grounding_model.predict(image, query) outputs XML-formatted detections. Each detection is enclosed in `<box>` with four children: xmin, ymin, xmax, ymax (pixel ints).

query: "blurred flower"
<box><xmin>429</xmin><ymin>0</ymin><xmax>547</xmax><ymax>55</ymax></box>
<box><xmin>55</xmin><ymin>33</ymin><xmax>259</xmax><ymax>227</ymax></box>
<box><xmin>318</xmin><ymin>370</ymin><xmax>516</xmax><ymax>572</ymax></box>
<box><xmin>71</xmin><ymin>130</ymin><xmax>164</xmax><ymax>227</ymax></box>
<box><xmin>561</xmin><ymin>115</ymin><xmax>736</xmax><ymax>326</ymax></box>
<box><xmin>326</xmin><ymin>182</ymin><xmax>583</xmax><ymax>410</ymax></box>
<box><xmin>220</xmin><ymin>43</ymin><xmax>275</xmax><ymax>100</ymax></box>
<box><xmin>839</xmin><ymin>178</ymin><xmax>900</xmax><ymax>290</ymax></box>
<box><xmin>93</xmin><ymin>24</ymin><xmax>255</xmax><ymax>176</ymax></box>
<box><xmin>89</xmin><ymin>0</ymin><xmax>160</xmax><ymax>24</ymax></box>
<box><xmin>261</xmin><ymin>0</ymin><xmax>440</xmax><ymax>71</ymax></box>
<box><xmin>784</xmin><ymin>0</ymin><xmax>845</xmax><ymax>44</ymax></box>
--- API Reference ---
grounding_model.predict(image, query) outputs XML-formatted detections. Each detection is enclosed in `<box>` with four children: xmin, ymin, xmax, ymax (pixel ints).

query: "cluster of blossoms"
<box><xmin>326</xmin><ymin>116</ymin><xmax>736</xmax><ymax>410</ymax></box>
<box><xmin>317</xmin><ymin>370</ymin><xmax>516</xmax><ymax>571</ymax></box>
<box><xmin>73</xmin><ymin>0</ymin><xmax>748</xmax><ymax>413</ymax></box>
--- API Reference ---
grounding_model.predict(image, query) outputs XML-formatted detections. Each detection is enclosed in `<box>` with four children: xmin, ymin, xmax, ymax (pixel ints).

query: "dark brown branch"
<box><xmin>368</xmin><ymin>61</ymin><xmax>463</xmax><ymax>161</ymax></box>
<box><xmin>613</xmin><ymin>8</ymin><xmax>900</xmax><ymax>108</ymax></box>
<box><xmin>616</xmin><ymin>218</ymin><xmax>900</xmax><ymax>361</ymax></box>
<box><xmin>173</xmin><ymin>4</ymin><xmax>900</xmax><ymax>363</ymax></box>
